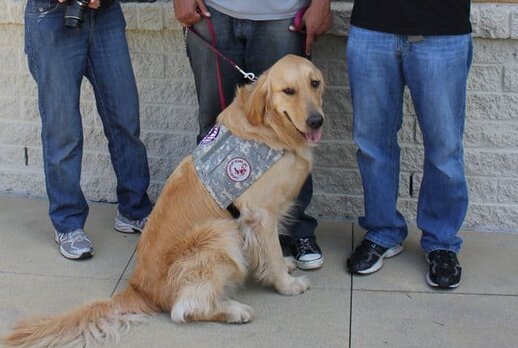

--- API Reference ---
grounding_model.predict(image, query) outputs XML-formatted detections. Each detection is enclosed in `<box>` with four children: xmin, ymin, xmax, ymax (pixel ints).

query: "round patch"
<box><xmin>200</xmin><ymin>126</ymin><xmax>220</xmax><ymax>145</ymax></box>
<box><xmin>226</xmin><ymin>158</ymin><xmax>251</xmax><ymax>182</ymax></box>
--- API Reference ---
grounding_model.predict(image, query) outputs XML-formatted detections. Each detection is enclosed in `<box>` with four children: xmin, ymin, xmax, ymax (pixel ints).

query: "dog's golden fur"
<box><xmin>4</xmin><ymin>54</ymin><xmax>325</xmax><ymax>347</ymax></box>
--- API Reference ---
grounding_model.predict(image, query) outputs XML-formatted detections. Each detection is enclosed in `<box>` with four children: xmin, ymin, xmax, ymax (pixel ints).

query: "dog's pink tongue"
<box><xmin>306</xmin><ymin>129</ymin><xmax>323</xmax><ymax>143</ymax></box>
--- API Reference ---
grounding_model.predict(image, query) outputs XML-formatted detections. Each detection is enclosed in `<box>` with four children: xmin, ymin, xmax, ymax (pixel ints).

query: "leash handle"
<box><xmin>292</xmin><ymin>6</ymin><xmax>308</xmax><ymax>31</ymax></box>
<box><xmin>292</xmin><ymin>6</ymin><xmax>308</xmax><ymax>54</ymax></box>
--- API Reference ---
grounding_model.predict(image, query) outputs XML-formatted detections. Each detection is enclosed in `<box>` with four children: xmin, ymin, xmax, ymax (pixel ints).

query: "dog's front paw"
<box><xmin>284</xmin><ymin>256</ymin><xmax>297</xmax><ymax>274</ymax></box>
<box><xmin>276</xmin><ymin>275</ymin><xmax>310</xmax><ymax>296</ymax></box>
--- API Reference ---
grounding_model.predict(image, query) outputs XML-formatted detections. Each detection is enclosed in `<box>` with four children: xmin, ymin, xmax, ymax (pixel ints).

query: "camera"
<box><xmin>64</xmin><ymin>0</ymin><xmax>89</xmax><ymax>28</ymax></box>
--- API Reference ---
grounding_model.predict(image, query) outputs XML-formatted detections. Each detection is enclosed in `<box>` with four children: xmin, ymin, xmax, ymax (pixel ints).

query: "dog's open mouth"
<box><xmin>305</xmin><ymin>128</ymin><xmax>323</xmax><ymax>144</ymax></box>
<box><xmin>283</xmin><ymin>111</ymin><xmax>323</xmax><ymax>144</ymax></box>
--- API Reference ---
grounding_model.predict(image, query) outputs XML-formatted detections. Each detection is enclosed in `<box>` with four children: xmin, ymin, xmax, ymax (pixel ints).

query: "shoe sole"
<box><xmin>355</xmin><ymin>245</ymin><xmax>404</xmax><ymax>275</ymax></box>
<box><xmin>295</xmin><ymin>256</ymin><xmax>324</xmax><ymax>270</ymax></box>
<box><xmin>55</xmin><ymin>237</ymin><xmax>94</xmax><ymax>260</ymax></box>
<box><xmin>114</xmin><ymin>219</ymin><xmax>144</xmax><ymax>234</ymax></box>
<box><xmin>59</xmin><ymin>247</ymin><xmax>94</xmax><ymax>260</ymax></box>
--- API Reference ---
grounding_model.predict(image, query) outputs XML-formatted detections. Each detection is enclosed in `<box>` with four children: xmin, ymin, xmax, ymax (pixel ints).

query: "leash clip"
<box><xmin>235</xmin><ymin>66</ymin><xmax>257</xmax><ymax>82</ymax></box>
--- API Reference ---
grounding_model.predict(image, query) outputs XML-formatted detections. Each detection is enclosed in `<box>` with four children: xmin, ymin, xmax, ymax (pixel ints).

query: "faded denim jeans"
<box><xmin>25</xmin><ymin>0</ymin><xmax>152</xmax><ymax>234</ymax></box>
<box><xmin>347</xmin><ymin>25</ymin><xmax>472</xmax><ymax>253</ymax></box>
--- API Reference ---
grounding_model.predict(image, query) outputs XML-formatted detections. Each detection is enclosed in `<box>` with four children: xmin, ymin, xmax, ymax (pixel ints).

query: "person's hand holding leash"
<box><xmin>289</xmin><ymin>0</ymin><xmax>332</xmax><ymax>55</ymax></box>
<box><xmin>173</xmin><ymin>0</ymin><xmax>211</xmax><ymax>27</ymax></box>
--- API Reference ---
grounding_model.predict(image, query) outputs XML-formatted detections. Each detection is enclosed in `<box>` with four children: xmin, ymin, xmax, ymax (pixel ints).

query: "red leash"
<box><xmin>186</xmin><ymin>14</ymin><xmax>257</xmax><ymax>110</ymax></box>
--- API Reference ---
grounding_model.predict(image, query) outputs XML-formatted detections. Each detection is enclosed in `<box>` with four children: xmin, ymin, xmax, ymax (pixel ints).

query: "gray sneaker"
<box><xmin>54</xmin><ymin>229</ymin><xmax>94</xmax><ymax>260</ymax></box>
<box><xmin>114</xmin><ymin>211</ymin><xmax>147</xmax><ymax>233</ymax></box>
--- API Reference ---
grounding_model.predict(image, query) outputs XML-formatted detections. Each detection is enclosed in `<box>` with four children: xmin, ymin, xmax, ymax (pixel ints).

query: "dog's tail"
<box><xmin>3</xmin><ymin>285</ymin><xmax>155</xmax><ymax>348</ymax></box>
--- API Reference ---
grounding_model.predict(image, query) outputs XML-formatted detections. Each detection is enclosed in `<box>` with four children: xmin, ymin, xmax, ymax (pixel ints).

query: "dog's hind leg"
<box><xmin>167</xmin><ymin>219</ymin><xmax>254</xmax><ymax>324</ymax></box>
<box><xmin>171</xmin><ymin>285</ymin><xmax>254</xmax><ymax>324</ymax></box>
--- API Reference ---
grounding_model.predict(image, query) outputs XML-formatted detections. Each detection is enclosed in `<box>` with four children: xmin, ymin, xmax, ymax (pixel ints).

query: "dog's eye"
<box><xmin>282</xmin><ymin>88</ymin><xmax>296</xmax><ymax>96</ymax></box>
<box><xmin>311</xmin><ymin>80</ymin><xmax>321</xmax><ymax>88</ymax></box>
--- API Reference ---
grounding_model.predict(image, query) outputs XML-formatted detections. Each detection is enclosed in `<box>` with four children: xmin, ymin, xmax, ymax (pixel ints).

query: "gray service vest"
<box><xmin>193</xmin><ymin>125</ymin><xmax>284</xmax><ymax>209</ymax></box>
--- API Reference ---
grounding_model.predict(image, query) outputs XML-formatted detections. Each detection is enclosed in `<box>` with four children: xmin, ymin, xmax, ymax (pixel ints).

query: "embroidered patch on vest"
<box><xmin>192</xmin><ymin>125</ymin><xmax>283</xmax><ymax>209</ymax></box>
<box><xmin>200</xmin><ymin>126</ymin><xmax>220</xmax><ymax>145</ymax></box>
<box><xmin>226</xmin><ymin>158</ymin><xmax>251</xmax><ymax>182</ymax></box>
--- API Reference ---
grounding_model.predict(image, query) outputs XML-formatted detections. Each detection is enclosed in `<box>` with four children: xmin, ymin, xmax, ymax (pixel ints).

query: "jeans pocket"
<box><xmin>27</xmin><ymin>0</ymin><xmax>62</xmax><ymax>16</ymax></box>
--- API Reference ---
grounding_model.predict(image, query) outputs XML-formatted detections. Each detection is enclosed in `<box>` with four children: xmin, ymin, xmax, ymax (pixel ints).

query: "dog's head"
<box><xmin>244</xmin><ymin>54</ymin><xmax>325</xmax><ymax>147</ymax></box>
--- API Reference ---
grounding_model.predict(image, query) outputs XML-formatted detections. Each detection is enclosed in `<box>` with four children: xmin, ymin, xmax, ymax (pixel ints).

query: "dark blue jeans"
<box><xmin>186</xmin><ymin>7</ymin><xmax>317</xmax><ymax>241</ymax></box>
<box><xmin>24</xmin><ymin>0</ymin><xmax>152</xmax><ymax>234</ymax></box>
<box><xmin>347</xmin><ymin>26</ymin><xmax>472</xmax><ymax>253</ymax></box>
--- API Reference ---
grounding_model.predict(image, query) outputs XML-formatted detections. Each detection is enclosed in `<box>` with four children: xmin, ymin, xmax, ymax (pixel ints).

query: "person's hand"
<box><xmin>57</xmin><ymin>0</ymin><xmax>101</xmax><ymax>9</ymax></box>
<box><xmin>173</xmin><ymin>0</ymin><xmax>210</xmax><ymax>27</ymax></box>
<box><xmin>289</xmin><ymin>0</ymin><xmax>332</xmax><ymax>55</ymax></box>
<box><xmin>88</xmin><ymin>0</ymin><xmax>100</xmax><ymax>9</ymax></box>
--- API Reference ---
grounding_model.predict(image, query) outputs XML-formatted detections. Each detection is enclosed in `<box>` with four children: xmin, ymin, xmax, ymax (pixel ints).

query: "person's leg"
<box><xmin>348</xmin><ymin>26</ymin><xmax>408</xmax><ymax>247</ymax></box>
<box><xmin>24</xmin><ymin>0</ymin><xmax>90</xmax><ymax>234</ymax></box>
<box><xmin>403</xmin><ymin>34</ymin><xmax>472</xmax><ymax>255</ymax></box>
<box><xmin>346</xmin><ymin>26</ymin><xmax>407</xmax><ymax>274</ymax></box>
<box><xmin>403</xmin><ymin>34</ymin><xmax>471</xmax><ymax>289</ymax></box>
<box><xmin>245</xmin><ymin>18</ymin><xmax>321</xmax><ymax>269</ymax></box>
<box><xmin>86</xmin><ymin>2</ymin><xmax>152</xmax><ymax>222</ymax></box>
<box><xmin>185</xmin><ymin>7</ymin><xmax>245</xmax><ymax>142</ymax></box>
<box><xmin>24</xmin><ymin>0</ymin><xmax>94</xmax><ymax>259</ymax></box>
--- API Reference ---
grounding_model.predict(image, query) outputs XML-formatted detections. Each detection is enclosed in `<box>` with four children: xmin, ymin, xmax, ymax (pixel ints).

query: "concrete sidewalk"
<box><xmin>0</xmin><ymin>195</ymin><xmax>517</xmax><ymax>348</ymax></box>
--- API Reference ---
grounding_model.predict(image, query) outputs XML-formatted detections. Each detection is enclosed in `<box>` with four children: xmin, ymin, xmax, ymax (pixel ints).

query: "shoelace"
<box><xmin>297</xmin><ymin>238</ymin><xmax>319</xmax><ymax>254</ymax></box>
<box><xmin>60</xmin><ymin>230</ymin><xmax>90</xmax><ymax>245</ymax></box>
<box><xmin>430</xmin><ymin>251</ymin><xmax>459</xmax><ymax>272</ymax></box>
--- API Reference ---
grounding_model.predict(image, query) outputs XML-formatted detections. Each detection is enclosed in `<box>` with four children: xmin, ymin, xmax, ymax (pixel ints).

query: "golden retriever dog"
<box><xmin>4</xmin><ymin>54</ymin><xmax>325</xmax><ymax>347</ymax></box>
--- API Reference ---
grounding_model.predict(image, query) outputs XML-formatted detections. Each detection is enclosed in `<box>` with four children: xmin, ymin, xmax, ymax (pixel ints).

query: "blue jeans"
<box><xmin>24</xmin><ymin>0</ymin><xmax>152</xmax><ymax>234</ymax></box>
<box><xmin>347</xmin><ymin>26</ymin><xmax>472</xmax><ymax>253</ymax></box>
<box><xmin>186</xmin><ymin>7</ymin><xmax>317</xmax><ymax>241</ymax></box>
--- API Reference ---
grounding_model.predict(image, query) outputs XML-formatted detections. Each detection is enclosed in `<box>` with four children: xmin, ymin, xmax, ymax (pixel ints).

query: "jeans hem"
<box><xmin>424</xmin><ymin>246</ymin><xmax>461</xmax><ymax>255</ymax></box>
<box><xmin>364</xmin><ymin>233</ymin><xmax>402</xmax><ymax>249</ymax></box>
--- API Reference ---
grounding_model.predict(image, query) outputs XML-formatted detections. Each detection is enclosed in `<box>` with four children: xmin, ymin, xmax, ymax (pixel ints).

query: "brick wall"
<box><xmin>0</xmin><ymin>1</ymin><xmax>517</xmax><ymax>233</ymax></box>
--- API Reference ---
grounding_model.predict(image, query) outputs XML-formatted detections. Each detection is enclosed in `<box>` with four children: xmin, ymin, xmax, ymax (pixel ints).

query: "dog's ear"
<box><xmin>244</xmin><ymin>74</ymin><xmax>271</xmax><ymax>126</ymax></box>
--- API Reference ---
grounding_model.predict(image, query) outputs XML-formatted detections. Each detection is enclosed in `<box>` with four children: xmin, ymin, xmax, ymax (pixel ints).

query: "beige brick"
<box><xmin>138</xmin><ymin>5</ymin><xmax>164</xmax><ymax>31</ymax></box>
<box><xmin>503</xmin><ymin>66</ymin><xmax>518</xmax><ymax>92</ymax></box>
<box><xmin>322</xmin><ymin>112</ymin><xmax>352</xmax><ymax>142</ymax></box>
<box><xmin>498</xmin><ymin>179</ymin><xmax>518</xmax><ymax>204</ymax></box>
<box><xmin>467</xmin><ymin>93</ymin><xmax>518</xmax><ymax>121</ymax></box>
<box><xmin>464</xmin><ymin>120</ymin><xmax>518</xmax><ymax>148</ymax></box>
<box><xmin>0</xmin><ymin>120</ymin><xmax>40</xmax><ymax>147</ymax></box>
<box><xmin>468</xmin><ymin>65</ymin><xmax>503</xmax><ymax>92</ymax></box>
<box><xmin>132</xmin><ymin>52</ymin><xmax>166</xmax><ymax>79</ymax></box>
<box><xmin>313</xmin><ymin>168</ymin><xmax>362</xmax><ymax>196</ymax></box>
<box><xmin>140</xmin><ymin>104</ymin><xmax>197</xmax><ymax>132</ymax></box>
<box><xmin>0</xmin><ymin>97</ymin><xmax>19</xmax><ymax>120</ymax></box>
<box><xmin>323</xmin><ymin>87</ymin><xmax>351</xmax><ymax>114</ymax></box>
<box><xmin>314</xmin><ymin>142</ymin><xmax>357</xmax><ymax>169</ymax></box>
<box><xmin>309</xmin><ymin>193</ymin><xmax>363</xmax><ymax>219</ymax></box>
<box><xmin>473</xmin><ymin>38</ymin><xmax>518</xmax><ymax>65</ymax></box>
<box><xmin>137</xmin><ymin>79</ymin><xmax>196</xmax><ymax>105</ymax></box>
<box><xmin>471</xmin><ymin>5</ymin><xmax>511</xmax><ymax>39</ymax></box>
<box><xmin>464</xmin><ymin>150</ymin><xmax>518</xmax><ymax>178</ymax></box>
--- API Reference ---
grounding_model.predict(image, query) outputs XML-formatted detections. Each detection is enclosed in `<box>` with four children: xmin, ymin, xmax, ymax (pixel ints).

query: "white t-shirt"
<box><xmin>205</xmin><ymin>0</ymin><xmax>310</xmax><ymax>20</ymax></box>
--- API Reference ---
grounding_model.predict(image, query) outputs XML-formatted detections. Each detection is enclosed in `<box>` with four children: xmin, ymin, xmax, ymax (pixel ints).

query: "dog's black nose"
<box><xmin>306</xmin><ymin>113</ymin><xmax>324</xmax><ymax>129</ymax></box>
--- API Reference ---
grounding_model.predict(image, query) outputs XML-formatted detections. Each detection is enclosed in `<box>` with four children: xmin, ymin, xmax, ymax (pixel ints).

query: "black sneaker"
<box><xmin>347</xmin><ymin>239</ymin><xmax>403</xmax><ymax>274</ymax></box>
<box><xmin>291</xmin><ymin>237</ymin><xmax>324</xmax><ymax>270</ymax></box>
<box><xmin>426</xmin><ymin>250</ymin><xmax>462</xmax><ymax>289</ymax></box>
